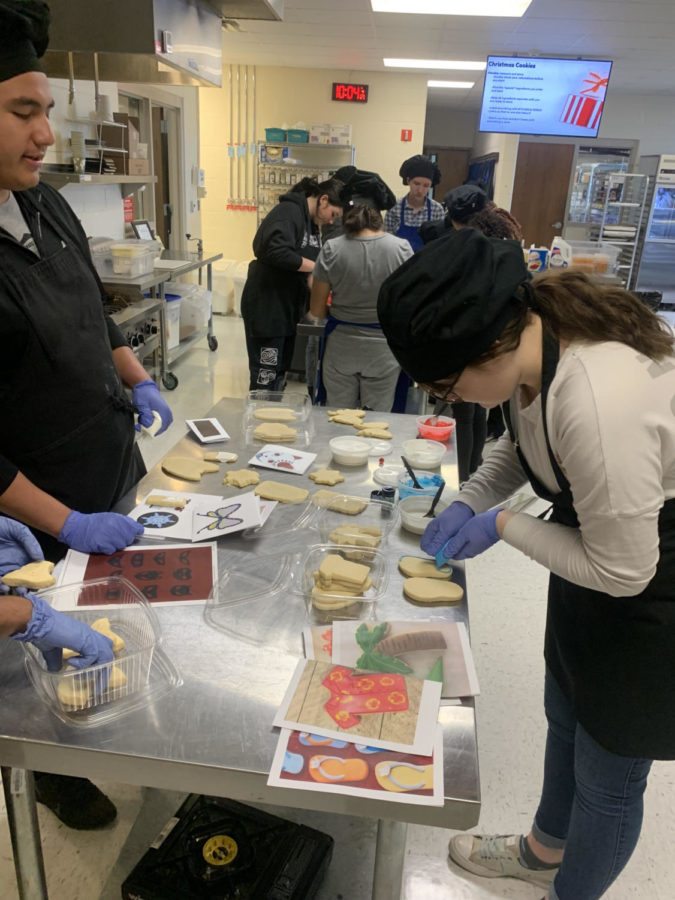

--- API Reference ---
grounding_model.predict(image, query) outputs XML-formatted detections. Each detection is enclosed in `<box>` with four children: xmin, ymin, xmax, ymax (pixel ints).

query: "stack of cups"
<box><xmin>70</xmin><ymin>131</ymin><xmax>85</xmax><ymax>174</ymax></box>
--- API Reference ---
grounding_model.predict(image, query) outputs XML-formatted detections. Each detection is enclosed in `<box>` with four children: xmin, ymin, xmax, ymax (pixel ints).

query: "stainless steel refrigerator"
<box><xmin>635</xmin><ymin>154</ymin><xmax>675</xmax><ymax>304</ymax></box>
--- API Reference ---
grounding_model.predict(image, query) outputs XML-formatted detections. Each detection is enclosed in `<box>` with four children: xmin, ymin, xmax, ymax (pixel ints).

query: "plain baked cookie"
<box><xmin>398</xmin><ymin>556</ymin><xmax>452</xmax><ymax>580</ymax></box>
<box><xmin>223</xmin><ymin>469</ymin><xmax>260</xmax><ymax>488</ymax></box>
<box><xmin>2</xmin><ymin>560</ymin><xmax>55</xmax><ymax>589</ymax></box>
<box><xmin>253</xmin><ymin>407</ymin><xmax>297</xmax><ymax>422</ymax></box>
<box><xmin>403</xmin><ymin>577</ymin><xmax>464</xmax><ymax>605</ymax></box>
<box><xmin>357</xmin><ymin>427</ymin><xmax>392</xmax><ymax>440</ymax></box>
<box><xmin>145</xmin><ymin>494</ymin><xmax>187</xmax><ymax>509</ymax></box>
<box><xmin>161</xmin><ymin>457</ymin><xmax>220</xmax><ymax>482</ymax></box>
<box><xmin>308</xmin><ymin>468</ymin><xmax>345</xmax><ymax>486</ymax></box>
<box><xmin>252</xmin><ymin>422</ymin><xmax>297</xmax><ymax>443</ymax></box>
<box><xmin>254</xmin><ymin>480</ymin><xmax>309</xmax><ymax>503</ymax></box>
<box><xmin>328</xmin><ymin>524</ymin><xmax>382</xmax><ymax>549</ymax></box>
<box><xmin>204</xmin><ymin>451</ymin><xmax>239</xmax><ymax>463</ymax></box>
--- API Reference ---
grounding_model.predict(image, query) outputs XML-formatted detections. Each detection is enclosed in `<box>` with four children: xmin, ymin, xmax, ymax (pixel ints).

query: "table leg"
<box><xmin>372</xmin><ymin>818</ymin><xmax>407</xmax><ymax>900</ymax></box>
<box><xmin>1</xmin><ymin>768</ymin><xmax>48</xmax><ymax>900</ymax></box>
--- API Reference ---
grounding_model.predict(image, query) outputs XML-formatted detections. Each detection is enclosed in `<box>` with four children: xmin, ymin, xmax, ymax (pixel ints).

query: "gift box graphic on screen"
<box><xmin>559</xmin><ymin>72</ymin><xmax>608</xmax><ymax>130</ymax></box>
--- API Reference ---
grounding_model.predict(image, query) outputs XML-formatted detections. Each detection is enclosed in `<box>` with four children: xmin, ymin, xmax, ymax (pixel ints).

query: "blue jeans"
<box><xmin>533</xmin><ymin>670</ymin><xmax>653</xmax><ymax>900</ymax></box>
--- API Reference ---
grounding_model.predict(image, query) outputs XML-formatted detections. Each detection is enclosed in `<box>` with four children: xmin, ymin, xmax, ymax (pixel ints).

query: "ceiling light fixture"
<box><xmin>384</xmin><ymin>58</ymin><xmax>486</xmax><ymax>70</ymax></box>
<box><xmin>372</xmin><ymin>0</ymin><xmax>533</xmax><ymax>15</ymax></box>
<box><xmin>427</xmin><ymin>80</ymin><xmax>475</xmax><ymax>88</ymax></box>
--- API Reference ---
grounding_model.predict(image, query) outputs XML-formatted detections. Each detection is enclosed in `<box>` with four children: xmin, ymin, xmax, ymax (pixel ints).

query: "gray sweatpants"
<box><xmin>323</xmin><ymin>327</ymin><xmax>401</xmax><ymax>411</ymax></box>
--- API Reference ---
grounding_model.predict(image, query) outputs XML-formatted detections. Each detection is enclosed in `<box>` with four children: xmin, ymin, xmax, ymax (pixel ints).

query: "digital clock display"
<box><xmin>332</xmin><ymin>82</ymin><xmax>369</xmax><ymax>103</ymax></box>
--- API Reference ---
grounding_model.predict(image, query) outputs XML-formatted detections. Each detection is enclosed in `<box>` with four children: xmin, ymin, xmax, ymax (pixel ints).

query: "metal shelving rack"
<box><xmin>256</xmin><ymin>141</ymin><xmax>355</xmax><ymax>224</ymax></box>
<box><xmin>594</xmin><ymin>173</ymin><xmax>649</xmax><ymax>287</ymax></box>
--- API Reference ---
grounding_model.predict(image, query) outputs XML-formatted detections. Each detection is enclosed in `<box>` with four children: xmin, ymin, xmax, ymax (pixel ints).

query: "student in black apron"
<box><xmin>383</xmin><ymin>154</ymin><xmax>444</xmax><ymax>252</ymax></box>
<box><xmin>378</xmin><ymin>228</ymin><xmax>675</xmax><ymax>900</ymax></box>
<box><xmin>0</xmin><ymin>1</ymin><xmax>173</xmax><ymax>829</ymax></box>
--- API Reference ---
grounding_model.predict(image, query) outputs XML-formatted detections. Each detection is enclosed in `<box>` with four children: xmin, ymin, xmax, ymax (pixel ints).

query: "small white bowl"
<box><xmin>329</xmin><ymin>435</ymin><xmax>371</xmax><ymax>466</ymax></box>
<box><xmin>399</xmin><ymin>496</ymin><xmax>449</xmax><ymax>535</ymax></box>
<box><xmin>402</xmin><ymin>438</ymin><xmax>446</xmax><ymax>468</ymax></box>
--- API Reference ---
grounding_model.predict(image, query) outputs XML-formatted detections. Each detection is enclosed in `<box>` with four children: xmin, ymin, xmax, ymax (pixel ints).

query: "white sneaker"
<box><xmin>448</xmin><ymin>834</ymin><xmax>558</xmax><ymax>887</ymax></box>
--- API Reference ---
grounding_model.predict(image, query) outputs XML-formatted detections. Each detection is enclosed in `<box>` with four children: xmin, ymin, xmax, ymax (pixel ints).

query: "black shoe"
<box><xmin>34</xmin><ymin>774</ymin><xmax>117</xmax><ymax>829</ymax></box>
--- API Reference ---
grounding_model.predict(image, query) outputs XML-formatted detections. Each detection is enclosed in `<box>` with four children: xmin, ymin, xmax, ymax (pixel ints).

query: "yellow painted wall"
<box><xmin>199</xmin><ymin>66</ymin><xmax>429</xmax><ymax>266</ymax></box>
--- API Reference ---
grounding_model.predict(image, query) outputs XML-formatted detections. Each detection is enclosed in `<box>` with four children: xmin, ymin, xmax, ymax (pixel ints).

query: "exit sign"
<box><xmin>332</xmin><ymin>82</ymin><xmax>369</xmax><ymax>103</ymax></box>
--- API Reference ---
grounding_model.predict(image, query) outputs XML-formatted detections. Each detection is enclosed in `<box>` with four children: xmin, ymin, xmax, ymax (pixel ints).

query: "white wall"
<box><xmin>424</xmin><ymin>108</ymin><xmax>478</xmax><ymax>148</ymax></box>
<box><xmin>598</xmin><ymin>93</ymin><xmax>675</xmax><ymax>157</ymax></box>
<box><xmin>471</xmin><ymin>130</ymin><xmax>520</xmax><ymax>209</ymax></box>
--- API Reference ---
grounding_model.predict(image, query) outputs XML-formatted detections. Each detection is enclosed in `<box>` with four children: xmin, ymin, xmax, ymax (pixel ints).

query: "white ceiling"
<box><xmin>220</xmin><ymin>0</ymin><xmax>675</xmax><ymax>111</ymax></box>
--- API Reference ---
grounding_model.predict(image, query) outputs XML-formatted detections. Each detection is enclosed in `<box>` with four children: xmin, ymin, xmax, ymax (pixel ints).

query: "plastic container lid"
<box><xmin>373</xmin><ymin>464</ymin><xmax>403</xmax><ymax>487</ymax></box>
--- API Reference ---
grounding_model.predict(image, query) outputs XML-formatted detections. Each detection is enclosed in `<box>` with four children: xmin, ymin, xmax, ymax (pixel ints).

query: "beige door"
<box><xmin>511</xmin><ymin>142</ymin><xmax>575</xmax><ymax>247</ymax></box>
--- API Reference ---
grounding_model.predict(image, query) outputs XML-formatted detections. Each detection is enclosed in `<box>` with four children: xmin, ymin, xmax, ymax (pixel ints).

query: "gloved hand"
<box><xmin>12</xmin><ymin>593</ymin><xmax>114</xmax><ymax>672</ymax></box>
<box><xmin>436</xmin><ymin>508</ymin><xmax>502</xmax><ymax>562</ymax></box>
<box><xmin>0</xmin><ymin>517</ymin><xmax>44</xmax><ymax>594</ymax></box>
<box><xmin>420</xmin><ymin>500</ymin><xmax>475</xmax><ymax>557</ymax></box>
<box><xmin>59</xmin><ymin>511</ymin><xmax>143</xmax><ymax>555</ymax></box>
<box><xmin>132</xmin><ymin>379</ymin><xmax>173</xmax><ymax>435</ymax></box>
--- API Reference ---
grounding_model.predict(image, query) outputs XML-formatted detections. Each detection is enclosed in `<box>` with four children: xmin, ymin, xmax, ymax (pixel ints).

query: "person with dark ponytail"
<box><xmin>241</xmin><ymin>176</ymin><xmax>343</xmax><ymax>391</ymax></box>
<box><xmin>309</xmin><ymin>168</ymin><xmax>412</xmax><ymax>409</ymax></box>
<box><xmin>378</xmin><ymin>227</ymin><xmax>675</xmax><ymax>900</ymax></box>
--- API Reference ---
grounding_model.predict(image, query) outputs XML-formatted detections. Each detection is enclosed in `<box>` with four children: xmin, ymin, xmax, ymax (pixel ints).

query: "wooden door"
<box><xmin>510</xmin><ymin>142</ymin><xmax>575</xmax><ymax>247</ymax></box>
<box><xmin>425</xmin><ymin>147</ymin><xmax>471</xmax><ymax>204</ymax></box>
<box><xmin>152</xmin><ymin>107</ymin><xmax>171</xmax><ymax>246</ymax></box>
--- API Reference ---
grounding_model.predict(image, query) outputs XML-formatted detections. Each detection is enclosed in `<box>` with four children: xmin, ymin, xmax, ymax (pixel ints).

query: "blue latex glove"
<box><xmin>420</xmin><ymin>500</ymin><xmax>475</xmax><ymax>558</ymax></box>
<box><xmin>132</xmin><ymin>379</ymin><xmax>173</xmax><ymax>435</ymax></box>
<box><xmin>12</xmin><ymin>593</ymin><xmax>114</xmax><ymax>673</ymax></box>
<box><xmin>0</xmin><ymin>518</ymin><xmax>44</xmax><ymax>595</ymax></box>
<box><xmin>59</xmin><ymin>511</ymin><xmax>143</xmax><ymax>554</ymax></box>
<box><xmin>437</xmin><ymin>509</ymin><xmax>502</xmax><ymax>562</ymax></box>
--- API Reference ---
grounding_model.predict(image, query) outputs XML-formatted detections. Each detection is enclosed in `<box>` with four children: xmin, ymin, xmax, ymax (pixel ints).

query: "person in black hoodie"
<box><xmin>241</xmin><ymin>176</ymin><xmax>343</xmax><ymax>391</ymax></box>
<box><xmin>0</xmin><ymin>0</ymin><xmax>173</xmax><ymax>832</ymax></box>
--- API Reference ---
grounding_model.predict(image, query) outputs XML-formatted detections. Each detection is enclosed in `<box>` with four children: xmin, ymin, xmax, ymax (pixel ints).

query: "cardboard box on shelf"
<box><xmin>329</xmin><ymin>124</ymin><xmax>352</xmax><ymax>145</ymax></box>
<box><xmin>309</xmin><ymin>123</ymin><xmax>331</xmax><ymax>144</ymax></box>
<box><xmin>128</xmin><ymin>158</ymin><xmax>151</xmax><ymax>176</ymax></box>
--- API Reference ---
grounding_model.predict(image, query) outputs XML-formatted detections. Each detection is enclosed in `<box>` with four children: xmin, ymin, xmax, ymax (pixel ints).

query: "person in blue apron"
<box><xmin>383</xmin><ymin>154</ymin><xmax>443</xmax><ymax>252</ymax></box>
<box><xmin>0</xmin><ymin>1</ymin><xmax>172</xmax><ymax>830</ymax></box>
<box><xmin>378</xmin><ymin>228</ymin><xmax>675</xmax><ymax>900</ymax></box>
<box><xmin>310</xmin><ymin>167</ymin><xmax>413</xmax><ymax>409</ymax></box>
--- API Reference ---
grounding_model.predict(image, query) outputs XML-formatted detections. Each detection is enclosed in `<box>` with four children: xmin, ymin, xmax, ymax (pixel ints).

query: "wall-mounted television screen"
<box><xmin>479</xmin><ymin>56</ymin><xmax>612</xmax><ymax>138</ymax></box>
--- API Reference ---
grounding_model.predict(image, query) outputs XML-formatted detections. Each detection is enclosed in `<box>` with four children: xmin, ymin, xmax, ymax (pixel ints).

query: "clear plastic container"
<box><xmin>416</xmin><ymin>415</ymin><xmax>455</xmax><ymax>441</ymax></box>
<box><xmin>22</xmin><ymin>578</ymin><xmax>161</xmax><ymax>722</ymax></box>
<box><xmin>397</xmin><ymin>470</ymin><xmax>444</xmax><ymax>503</ymax></box>
<box><xmin>243</xmin><ymin>391</ymin><xmax>314</xmax><ymax>446</ymax></box>
<box><xmin>402</xmin><ymin>438</ymin><xmax>446</xmax><ymax>468</ymax></box>
<box><xmin>316</xmin><ymin>497</ymin><xmax>400</xmax><ymax>550</ymax></box>
<box><xmin>111</xmin><ymin>239</ymin><xmax>161</xmax><ymax>276</ymax></box>
<box><xmin>302</xmin><ymin>543</ymin><xmax>388</xmax><ymax>625</ymax></box>
<box><xmin>399</xmin><ymin>495</ymin><xmax>450</xmax><ymax>534</ymax></box>
<box><xmin>567</xmin><ymin>240</ymin><xmax>620</xmax><ymax>275</ymax></box>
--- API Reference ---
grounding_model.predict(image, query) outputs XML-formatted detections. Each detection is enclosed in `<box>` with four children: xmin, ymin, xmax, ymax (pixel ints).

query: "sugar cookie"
<box><xmin>329</xmin><ymin>413</ymin><xmax>366</xmax><ymax>427</ymax></box>
<box><xmin>57</xmin><ymin>677</ymin><xmax>91</xmax><ymax>707</ymax></box>
<box><xmin>223</xmin><ymin>469</ymin><xmax>260</xmax><ymax>488</ymax></box>
<box><xmin>2</xmin><ymin>560</ymin><xmax>55</xmax><ymax>589</ymax></box>
<box><xmin>63</xmin><ymin>617</ymin><xmax>125</xmax><ymax>659</ymax></box>
<box><xmin>253</xmin><ymin>407</ymin><xmax>297</xmax><ymax>422</ymax></box>
<box><xmin>311</xmin><ymin>489</ymin><xmax>342</xmax><ymax>507</ymax></box>
<box><xmin>308</xmin><ymin>468</ymin><xmax>345</xmax><ymax>486</ymax></box>
<box><xmin>403</xmin><ymin>577</ymin><xmax>464</xmax><ymax>605</ymax></box>
<box><xmin>255</xmin><ymin>480</ymin><xmax>309</xmax><ymax>503</ymax></box>
<box><xmin>325</xmin><ymin>495</ymin><xmax>368</xmax><ymax>516</ymax></box>
<box><xmin>252</xmin><ymin>422</ymin><xmax>297</xmax><ymax>443</ymax></box>
<box><xmin>316</xmin><ymin>554</ymin><xmax>370</xmax><ymax>590</ymax></box>
<box><xmin>161</xmin><ymin>457</ymin><xmax>219</xmax><ymax>482</ymax></box>
<box><xmin>204</xmin><ymin>451</ymin><xmax>239</xmax><ymax>463</ymax></box>
<box><xmin>398</xmin><ymin>557</ymin><xmax>452</xmax><ymax>580</ymax></box>
<box><xmin>328</xmin><ymin>524</ymin><xmax>382</xmax><ymax>549</ymax></box>
<box><xmin>360</xmin><ymin>421</ymin><xmax>390</xmax><ymax>430</ymax></box>
<box><xmin>311</xmin><ymin>587</ymin><xmax>361</xmax><ymax>611</ymax></box>
<box><xmin>328</xmin><ymin>408</ymin><xmax>366</xmax><ymax>419</ymax></box>
<box><xmin>145</xmin><ymin>494</ymin><xmax>187</xmax><ymax>509</ymax></box>
<box><xmin>357</xmin><ymin>427</ymin><xmax>392</xmax><ymax>440</ymax></box>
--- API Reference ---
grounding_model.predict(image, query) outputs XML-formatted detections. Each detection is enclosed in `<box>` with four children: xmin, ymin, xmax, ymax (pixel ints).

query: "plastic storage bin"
<box><xmin>180</xmin><ymin>288</ymin><xmax>212</xmax><ymax>336</ymax></box>
<box><xmin>111</xmin><ymin>240</ymin><xmax>161</xmax><ymax>276</ymax></box>
<box><xmin>89</xmin><ymin>237</ymin><xmax>116</xmax><ymax>276</ymax></box>
<box><xmin>165</xmin><ymin>295</ymin><xmax>181</xmax><ymax>349</ymax></box>
<box><xmin>287</xmin><ymin>129</ymin><xmax>309</xmax><ymax>143</ymax></box>
<box><xmin>265</xmin><ymin>127</ymin><xmax>287</xmax><ymax>142</ymax></box>
<box><xmin>316</xmin><ymin>497</ymin><xmax>400</xmax><ymax>550</ymax></box>
<box><xmin>567</xmin><ymin>241</ymin><xmax>620</xmax><ymax>275</ymax></box>
<box><xmin>301</xmin><ymin>544</ymin><xmax>389</xmax><ymax>624</ymax></box>
<box><xmin>22</xmin><ymin>578</ymin><xmax>161</xmax><ymax>721</ymax></box>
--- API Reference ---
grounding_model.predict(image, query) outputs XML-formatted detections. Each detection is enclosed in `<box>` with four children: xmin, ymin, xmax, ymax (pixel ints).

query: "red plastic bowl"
<box><xmin>416</xmin><ymin>415</ymin><xmax>455</xmax><ymax>441</ymax></box>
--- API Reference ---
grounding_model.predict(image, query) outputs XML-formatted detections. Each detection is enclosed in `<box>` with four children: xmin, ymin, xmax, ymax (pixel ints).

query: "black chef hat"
<box><xmin>399</xmin><ymin>154</ymin><xmax>441</xmax><ymax>187</ymax></box>
<box><xmin>377</xmin><ymin>228</ymin><xmax>529</xmax><ymax>383</ymax></box>
<box><xmin>444</xmin><ymin>184</ymin><xmax>488</xmax><ymax>224</ymax></box>
<box><xmin>0</xmin><ymin>1</ymin><xmax>50</xmax><ymax>83</ymax></box>
<box><xmin>335</xmin><ymin>166</ymin><xmax>396</xmax><ymax>211</ymax></box>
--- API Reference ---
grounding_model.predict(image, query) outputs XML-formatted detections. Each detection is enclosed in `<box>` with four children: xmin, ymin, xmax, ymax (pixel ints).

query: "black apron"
<box><xmin>502</xmin><ymin>330</ymin><xmax>675</xmax><ymax>759</ymax></box>
<box><xmin>0</xmin><ymin>195</ymin><xmax>144</xmax><ymax>559</ymax></box>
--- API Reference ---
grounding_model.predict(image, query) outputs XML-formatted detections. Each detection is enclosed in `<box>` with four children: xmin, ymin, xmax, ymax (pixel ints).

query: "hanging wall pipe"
<box><xmin>252</xmin><ymin>66</ymin><xmax>257</xmax><ymax>211</ymax></box>
<box><xmin>228</xmin><ymin>65</ymin><xmax>234</xmax><ymax>206</ymax></box>
<box><xmin>244</xmin><ymin>65</ymin><xmax>249</xmax><ymax>202</ymax></box>
<box><xmin>236</xmin><ymin>65</ymin><xmax>242</xmax><ymax>204</ymax></box>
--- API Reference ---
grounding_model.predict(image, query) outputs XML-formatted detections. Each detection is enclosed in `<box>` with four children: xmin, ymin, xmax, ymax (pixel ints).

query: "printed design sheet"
<box><xmin>248</xmin><ymin>444</ymin><xmax>317</xmax><ymax>475</ymax></box>
<box><xmin>268</xmin><ymin>726</ymin><xmax>444</xmax><ymax>806</ymax></box>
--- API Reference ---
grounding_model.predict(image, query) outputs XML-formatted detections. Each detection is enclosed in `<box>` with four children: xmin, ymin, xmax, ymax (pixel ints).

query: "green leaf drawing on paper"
<box><xmin>426</xmin><ymin>656</ymin><xmax>444</xmax><ymax>683</ymax></box>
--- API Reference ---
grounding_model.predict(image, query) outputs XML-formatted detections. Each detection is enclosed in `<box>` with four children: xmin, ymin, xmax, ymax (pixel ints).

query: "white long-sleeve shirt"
<box><xmin>458</xmin><ymin>340</ymin><xmax>675</xmax><ymax>597</ymax></box>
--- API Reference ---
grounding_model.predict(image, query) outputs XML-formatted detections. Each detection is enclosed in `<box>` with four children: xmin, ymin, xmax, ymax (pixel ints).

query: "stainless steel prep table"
<box><xmin>0</xmin><ymin>399</ymin><xmax>478</xmax><ymax>900</ymax></box>
<box><xmin>102</xmin><ymin>249</ymin><xmax>223</xmax><ymax>391</ymax></box>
